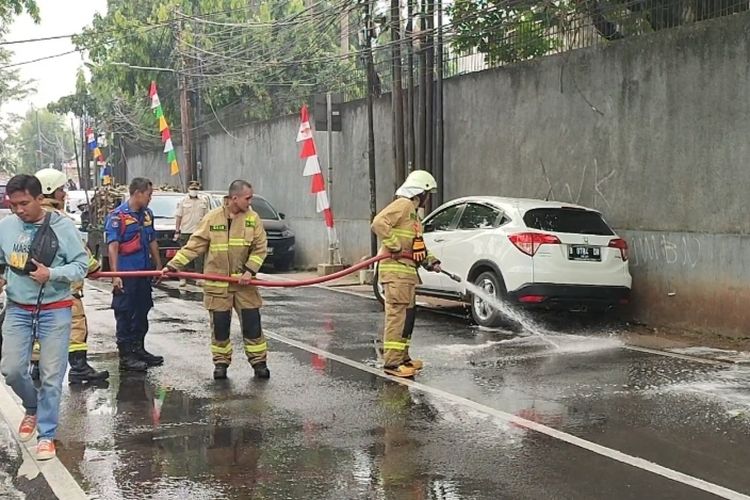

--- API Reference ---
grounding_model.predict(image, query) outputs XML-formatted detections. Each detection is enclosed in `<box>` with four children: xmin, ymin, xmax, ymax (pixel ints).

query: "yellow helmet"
<box><xmin>396</xmin><ymin>170</ymin><xmax>437</xmax><ymax>198</ymax></box>
<box><xmin>35</xmin><ymin>168</ymin><xmax>67</xmax><ymax>196</ymax></box>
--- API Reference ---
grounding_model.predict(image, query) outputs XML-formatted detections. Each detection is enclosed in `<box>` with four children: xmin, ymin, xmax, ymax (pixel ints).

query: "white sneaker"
<box><xmin>178</xmin><ymin>279</ymin><xmax>187</xmax><ymax>287</ymax></box>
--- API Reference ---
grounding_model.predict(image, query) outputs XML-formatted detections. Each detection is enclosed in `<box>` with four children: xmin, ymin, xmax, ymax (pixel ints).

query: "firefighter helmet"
<box><xmin>397</xmin><ymin>170</ymin><xmax>437</xmax><ymax>198</ymax></box>
<box><xmin>35</xmin><ymin>168</ymin><xmax>68</xmax><ymax>196</ymax></box>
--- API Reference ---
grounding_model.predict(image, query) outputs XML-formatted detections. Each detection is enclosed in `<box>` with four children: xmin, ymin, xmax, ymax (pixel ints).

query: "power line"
<box><xmin>0</xmin><ymin>49</ymin><xmax>78</xmax><ymax>69</ymax></box>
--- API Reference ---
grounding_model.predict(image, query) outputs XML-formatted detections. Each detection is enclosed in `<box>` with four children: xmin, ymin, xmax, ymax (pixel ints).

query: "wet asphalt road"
<box><xmin>2</xmin><ymin>280</ymin><xmax>750</xmax><ymax>499</ymax></box>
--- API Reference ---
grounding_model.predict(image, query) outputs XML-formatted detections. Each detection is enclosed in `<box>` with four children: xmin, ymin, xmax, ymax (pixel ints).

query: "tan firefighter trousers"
<box><xmin>204</xmin><ymin>286</ymin><xmax>267</xmax><ymax>367</ymax></box>
<box><xmin>383</xmin><ymin>282</ymin><xmax>417</xmax><ymax>368</ymax></box>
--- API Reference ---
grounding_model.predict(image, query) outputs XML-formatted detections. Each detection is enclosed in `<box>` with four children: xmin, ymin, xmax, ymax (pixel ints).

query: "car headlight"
<box><xmin>281</xmin><ymin>229</ymin><xmax>294</xmax><ymax>238</ymax></box>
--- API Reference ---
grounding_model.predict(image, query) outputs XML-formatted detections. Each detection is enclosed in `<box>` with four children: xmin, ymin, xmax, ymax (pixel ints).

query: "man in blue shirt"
<box><xmin>105</xmin><ymin>178</ymin><xmax>163</xmax><ymax>372</ymax></box>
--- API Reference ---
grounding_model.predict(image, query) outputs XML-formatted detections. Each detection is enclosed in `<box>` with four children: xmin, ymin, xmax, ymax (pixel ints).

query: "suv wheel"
<box><xmin>470</xmin><ymin>271</ymin><xmax>508</xmax><ymax>328</ymax></box>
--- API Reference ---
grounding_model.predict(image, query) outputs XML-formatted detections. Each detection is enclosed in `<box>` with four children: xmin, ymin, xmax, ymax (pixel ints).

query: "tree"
<box><xmin>449</xmin><ymin>0</ymin><xmax>564</xmax><ymax>65</ymax></box>
<box><xmin>449</xmin><ymin>0</ymin><xmax>750</xmax><ymax>65</ymax></box>
<box><xmin>0</xmin><ymin>0</ymin><xmax>39</xmax><ymax>21</ymax></box>
<box><xmin>72</xmin><ymin>0</ymin><xmax>355</xmax><ymax>145</ymax></box>
<box><xmin>48</xmin><ymin>68</ymin><xmax>98</xmax><ymax>118</ymax></box>
<box><xmin>10</xmin><ymin>109</ymin><xmax>74</xmax><ymax>174</ymax></box>
<box><xmin>0</xmin><ymin>25</ymin><xmax>33</xmax><ymax>173</ymax></box>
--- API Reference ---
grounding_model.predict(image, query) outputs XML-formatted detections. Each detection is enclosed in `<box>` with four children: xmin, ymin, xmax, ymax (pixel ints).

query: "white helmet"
<box><xmin>35</xmin><ymin>168</ymin><xmax>68</xmax><ymax>196</ymax></box>
<box><xmin>395</xmin><ymin>169</ymin><xmax>438</xmax><ymax>198</ymax></box>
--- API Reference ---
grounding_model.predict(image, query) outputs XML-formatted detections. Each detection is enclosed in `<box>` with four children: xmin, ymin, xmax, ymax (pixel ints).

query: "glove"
<box><xmin>410</xmin><ymin>236</ymin><xmax>427</xmax><ymax>264</ymax></box>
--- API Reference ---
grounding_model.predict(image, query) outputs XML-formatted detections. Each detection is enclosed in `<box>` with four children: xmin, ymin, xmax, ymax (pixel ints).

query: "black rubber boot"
<box><xmin>252</xmin><ymin>361</ymin><xmax>270</xmax><ymax>379</ymax></box>
<box><xmin>30</xmin><ymin>360</ymin><xmax>40</xmax><ymax>381</ymax></box>
<box><xmin>213</xmin><ymin>363</ymin><xmax>228</xmax><ymax>380</ymax></box>
<box><xmin>68</xmin><ymin>351</ymin><xmax>110</xmax><ymax>384</ymax></box>
<box><xmin>133</xmin><ymin>340</ymin><xmax>164</xmax><ymax>367</ymax></box>
<box><xmin>118</xmin><ymin>344</ymin><xmax>147</xmax><ymax>372</ymax></box>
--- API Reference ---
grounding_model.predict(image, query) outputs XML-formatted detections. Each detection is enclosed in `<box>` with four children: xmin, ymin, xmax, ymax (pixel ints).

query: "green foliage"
<box><xmin>449</xmin><ymin>0</ymin><xmax>750</xmax><ymax>64</ymax></box>
<box><xmin>0</xmin><ymin>0</ymin><xmax>39</xmax><ymax>22</ymax></box>
<box><xmin>10</xmin><ymin>109</ymin><xmax>74</xmax><ymax>174</ymax></box>
<box><xmin>449</xmin><ymin>0</ymin><xmax>564</xmax><ymax>65</ymax></box>
<box><xmin>0</xmin><ymin>24</ymin><xmax>32</xmax><ymax>174</ymax></box>
<box><xmin>48</xmin><ymin>68</ymin><xmax>98</xmax><ymax>117</ymax></box>
<box><xmin>73</xmin><ymin>0</ymin><xmax>353</xmax><ymax>143</ymax></box>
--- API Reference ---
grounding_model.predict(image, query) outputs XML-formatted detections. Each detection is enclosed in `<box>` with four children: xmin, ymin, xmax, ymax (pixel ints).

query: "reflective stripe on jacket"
<box><xmin>371</xmin><ymin>197</ymin><xmax>437</xmax><ymax>284</ymax></box>
<box><xmin>167</xmin><ymin>205</ymin><xmax>267</xmax><ymax>296</ymax></box>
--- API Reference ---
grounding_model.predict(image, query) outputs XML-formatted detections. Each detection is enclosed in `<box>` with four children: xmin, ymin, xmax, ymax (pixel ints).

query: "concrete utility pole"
<box><xmin>405</xmin><ymin>0</ymin><xmax>416</xmax><ymax>171</ymax></box>
<box><xmin>435</xmin><ymin>0</ymin><xmax>444</xmax><ymax>205</ymax></box>
<box><xmin>391</xmin><ymin>0</ymin><xmax>406</xmax><ymax>189</ymax></box>
<box><xmin>363</xmin><ymin>0</ymin><xmax>378</xmax><ymax>258</ymax></box>
<box><xmin>36</xmin><ymin>109</ymin><xmax>43</xmax><ymax>170</ymax></box>
<box><xmin>340</xmin><ymin>7</ymin><xmax>350</xmax><ymax>55</ymax></box>
<box><xmin>176</xmin><ymin>18</ymin><xmax>194</xmax><ymax>190</ymax></box>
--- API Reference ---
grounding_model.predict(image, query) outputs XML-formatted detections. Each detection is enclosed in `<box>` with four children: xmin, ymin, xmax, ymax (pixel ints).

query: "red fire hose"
<box><xmin>90</xmin><ymin>254</ymin><xmax>389</xmax><ymax>288</ymax></box>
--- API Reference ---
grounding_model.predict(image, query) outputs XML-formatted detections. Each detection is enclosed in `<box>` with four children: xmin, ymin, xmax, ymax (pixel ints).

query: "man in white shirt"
<box><xmin>173</xmin><ymin>180</ymin><xmax>210</xmax><ymax>286</ymax></box>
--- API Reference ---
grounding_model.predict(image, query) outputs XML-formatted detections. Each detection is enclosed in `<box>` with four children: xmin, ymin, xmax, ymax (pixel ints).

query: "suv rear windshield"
<box><xmin>523</xmin><ymin>208</ymin><xmax>614</xmax><ymax>235</ymax></box>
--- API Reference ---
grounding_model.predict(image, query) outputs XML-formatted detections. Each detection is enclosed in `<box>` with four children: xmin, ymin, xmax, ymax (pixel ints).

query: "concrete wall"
<box><xmin>126</xmin><ymin>13</ymin><xmax>750</xmax><ymax>337</ymax></box>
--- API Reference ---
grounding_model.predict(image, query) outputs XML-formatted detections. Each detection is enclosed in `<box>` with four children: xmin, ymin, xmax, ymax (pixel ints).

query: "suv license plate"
<box><xmin>568</xmin><ymin>245</ymin><xmax>601</xmax><ymax>261</ymax></box>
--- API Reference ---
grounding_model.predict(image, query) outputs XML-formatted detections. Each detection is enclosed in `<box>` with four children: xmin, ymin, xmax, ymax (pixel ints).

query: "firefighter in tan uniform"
<box><xmin>30</xmin><ymin>168</ymin><xmax>109</xmax><ymax>384</ymax></box>
<box><xmin>371</xmin><ymin>170</ymin><xmax>442</xmax><ymax>378</ymax></box>
<box><xmin>164</xmin><ymin>180</ymin><xmax>270</xmax><ymax>380</ymax></box>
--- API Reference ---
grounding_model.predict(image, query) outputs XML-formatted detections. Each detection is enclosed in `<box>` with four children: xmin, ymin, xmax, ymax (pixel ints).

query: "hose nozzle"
<box><xmin>441</xmin><ymin>270</ymin><xmax>462</xmax><ymax>283</ymax></box>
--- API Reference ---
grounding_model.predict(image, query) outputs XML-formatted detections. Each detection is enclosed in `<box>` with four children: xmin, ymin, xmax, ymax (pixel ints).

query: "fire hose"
<box><xmin>91</xmin><ymin>254</ymin><xmax>390</xmax><ymax>288</ymax></box>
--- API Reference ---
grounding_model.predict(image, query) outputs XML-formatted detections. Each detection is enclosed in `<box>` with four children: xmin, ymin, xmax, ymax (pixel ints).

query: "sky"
<box><xmin>5</xmin><ymin>0</ymin><xmax>108</xmax><ymax>118</ymax></box>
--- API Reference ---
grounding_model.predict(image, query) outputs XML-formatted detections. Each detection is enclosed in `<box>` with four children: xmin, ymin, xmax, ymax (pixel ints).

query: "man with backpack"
<box><xmin>0</xmin><ymin>174</ymin><xmax>88</xmax><ymax>460</ymax></box>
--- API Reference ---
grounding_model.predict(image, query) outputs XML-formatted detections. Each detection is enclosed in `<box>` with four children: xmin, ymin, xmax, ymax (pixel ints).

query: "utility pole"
<box><xmin>341</xmin><ymin>5</ymin><xmax>350</xmax><ymax>55</ymax></box>
<box><xmin>435</xmin><ymin>0</ymin><xmax>444</xmax><ymax>205</ymax></box>
<box><xmin>79</xmin><ymin>118</ymin><xmax>87</xmax><ymax>190</ymax></box>
<box><xmin>390</xmin><ymin>0</ymin><xmax>405</xmax><ymax>189</ymax></box>
<box><xmin>176</xmin><ymin>18</ymin><xmax>194</xmax><ymax>190</ymax></box>
<box><xmin>425</xmin><ymin>0</ymin><xmax>435</xmax><ymax>179</ymax></box>
<box><xmin>326</xmin><ymin>92</ymin><xmax>334</xmax><ymax>207</ymax></box>
<box><xmin>35</xmin><ymin>109</ymin><xmax>43</xmax><ymax>170</ymax></box>
<box><xmin>405</xmin><ymin>0</ymin><xmax>416</xmax><ymax>171</ymax></box>
<box><xmin>192</xmin><ymin>0</ymin><xmax>203</xmax><ymax>186</ymax></box>
<box><xmin>417</xmin><ymin>0</ymin><xmax>426</xmax><ymax>171</ymax></box>
<box><xmin>363</xmin><ymin>0</ymin><xmax>378</xmax><ymax>258</ymax></box>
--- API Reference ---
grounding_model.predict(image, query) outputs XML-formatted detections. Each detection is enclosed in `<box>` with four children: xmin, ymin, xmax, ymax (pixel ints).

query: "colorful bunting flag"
<box><xmin>149</xmin><ymin>81</ymin><xmax>179</xmax><ymax>176</ymax></box>
<box><xmin>86</xmin><ymin>126</ymin><xmax>107</xmax><ymax>177</ymax></box>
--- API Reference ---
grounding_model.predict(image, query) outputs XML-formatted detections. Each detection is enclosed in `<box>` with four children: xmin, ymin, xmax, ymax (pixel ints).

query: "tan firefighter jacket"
<box><xmin>371</xmin><ymin>197</ymin><xmax>438</xmax><ymax>284</ymax></box>
<box><xmin>41</xmin><ymin>198</ymin><xmax>100</xmax><ymax>296</ymax></box>
<box><xmin>166</xmin><ymin>204</ymin><xmax>267</xmax><ymax>296</ymax></box>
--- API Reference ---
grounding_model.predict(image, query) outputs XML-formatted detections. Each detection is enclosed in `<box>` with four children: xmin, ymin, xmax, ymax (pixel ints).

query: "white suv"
<box><xmin>373</xmin><ymin>196</ymin><xmax>632</xmax><ymax>326</ymax></box>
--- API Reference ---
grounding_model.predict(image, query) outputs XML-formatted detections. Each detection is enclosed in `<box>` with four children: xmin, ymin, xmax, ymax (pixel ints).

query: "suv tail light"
<box><xmin>508</xmin><ymin>232</ymin><xmax>561</xmax><ymax>256</ymax></box>
<box><xmin>608</xmin><ymin>238</ymin><xmax>629</xmax><ymax>261</ymax></box>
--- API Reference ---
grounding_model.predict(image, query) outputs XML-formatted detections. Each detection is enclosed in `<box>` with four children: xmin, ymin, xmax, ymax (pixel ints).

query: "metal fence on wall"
<box><xmin>337</xmin><ymin>0</ymin><xmax>750</xmax><ymax>102</ymax></box>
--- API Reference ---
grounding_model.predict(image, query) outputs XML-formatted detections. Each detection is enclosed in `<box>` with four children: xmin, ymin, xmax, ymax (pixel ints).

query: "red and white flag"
<box><xmin>297</xmin><ymin>105</ymin><xmax>338</xmax><ymax>245</ymax></box>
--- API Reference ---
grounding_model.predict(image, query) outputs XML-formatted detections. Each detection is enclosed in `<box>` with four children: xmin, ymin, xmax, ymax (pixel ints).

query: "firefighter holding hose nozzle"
<box><xmin>371</xmin><ymin>170</ymin><xmax>442</xmax><ymax>378</ymax></box>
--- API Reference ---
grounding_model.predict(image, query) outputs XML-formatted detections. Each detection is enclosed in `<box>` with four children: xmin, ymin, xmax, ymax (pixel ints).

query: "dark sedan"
<box><xmin>205</xmin><ymin>192</ymin><xmax>296</xmax><ymax>271</ymax></box>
